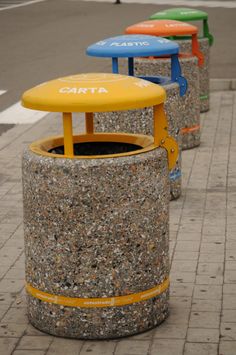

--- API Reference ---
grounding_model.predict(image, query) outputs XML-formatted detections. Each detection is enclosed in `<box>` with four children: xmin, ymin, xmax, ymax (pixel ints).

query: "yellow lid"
<box><xmin>22</xmin><ymin>73</ymin><xmax>166</xmax><ymax>113</ymax></box>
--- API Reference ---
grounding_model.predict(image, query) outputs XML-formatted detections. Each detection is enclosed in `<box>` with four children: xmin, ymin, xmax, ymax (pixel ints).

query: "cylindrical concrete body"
<box><xmin>23</xmin><ymin>144</ymin><xmax>170</xmax><ymax>339</ymax></box>
<box><xmin>95</xmin><ymin>83</ymin><xmax>182</xmax><ymax>200</ymax></box>
<box><xmin>135</xmin><ymin>57</ymin><xmax>200</xmax><ymax>150</ymax></box>
<box><xmin>176</xmin><ymin>38</ymin><xmax>210</xmax><ymax>113</ymax></box>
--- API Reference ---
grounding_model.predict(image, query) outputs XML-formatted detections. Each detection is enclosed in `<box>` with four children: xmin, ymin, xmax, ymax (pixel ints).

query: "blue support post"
<box><xmin>128</xmin><ymin>57</ymin><xmax>134</xmax><ymax>76</ymax></box>
<box><xmin>171</xmin><ymin>54</ymin><xmax>187</xmax><ymax>97</ymax></box>
<box><xmin>112</xmin><ymin>57</ymin><xmax>119</xmax><ymax>74</ymax></box>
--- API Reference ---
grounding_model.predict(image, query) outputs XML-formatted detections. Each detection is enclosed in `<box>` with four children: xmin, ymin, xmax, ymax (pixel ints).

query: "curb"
<box><xmin>210</xmin><ymin>79</ymin><xmax>236</xmax><ymax>92</ymax></box>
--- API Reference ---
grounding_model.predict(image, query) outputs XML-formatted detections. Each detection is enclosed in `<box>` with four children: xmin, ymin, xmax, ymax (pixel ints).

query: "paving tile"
<box><xmin>11</xmin><ymin>291</ymin><xmax>27</xmax><ymax>308</ymax></box>
<box><xmin>191</xmin><ymin>299</ymin><xmax>221</xmax><ymax>312</ymax></box>
<box><xmin>175</xmin><ymin>241</ymin><xmax>200</xmax><ymax>252</ymax></box>
<box><xmin>202</xmin><ymin>234</ymin><xmax>225</xmax><ymax>243</ymax></box>
<box><xmin>17</xmin><ymin>336</ymin><xmax>52</xmax><ymax>351</ymax></box>
<box><xmin>225</xmin><ymin>261</ymin><xmax>236</xmax><ymax>270</ymax></box>
<box><xmin>195</xmin><ymin>275</ymin><xmax>224</xmax><ymax>285</ymax></box>
<box><xmin>0</xmin><ymin>304</ymin><xmax>9</xmax><ymax>320</ymax></box>
<box><xmin>0</xmin><ymin>266</ymin><xmax>9</xmax><ymax>278</ymax></box>
<box><xmin>197</xmin><ymin>262</ymin><xmax>224</xmax><ymax>276</ymax></box>
<box><xmin>0</xmin><ymin>279</ymin><xmax>24</xmax><ymax>293</ymax></box>
<box><xmin>114</xmin><ymin>340</ymin><xmax>149</xmax><ymax>355</ymax></box>
<box><xmin>221</xmin><ymin>310</ymin><xmax>236</xmax><ymax>323</ymax></box>
<box><xmin>184</xmin><ymin>342</ymin><xmax>218</xmax><ymax>355</ymax></box>
<box><xmin>193</xmin><ymin>285</ymin><xmax>222</xmax><ymax>300</ymax></box>
<box><xmin>127</xmin><ymin>329</ymin><xmax>154</xmax><ymax>341</ymax></box>
<box><xmin>0</xmin><ymin>292</ymin><xmax>18</xmax><ymax>305</ymax></box>
<box><xmin>12</xmin><ymin>351</ymin><xmax>46</xmax><ymax>355</ymax></box>
<box><xmin>189</xmin><ymin>311</ymin><xmax>220</xmax><ymax>329</ymax></box>
<box><xmin>199</xmin><ymin>253</ymin><xmax>225</xmax><ymax>263</ymax></box>
<box><xmin>0</xmin><ymin>322</ymin><xmax>26</xmax><ymax>337</ymax></box>
<box><xmin>172</xmin><ymin>260</ymin><xmax>198</xmax><ymax>273</ymax></box>
<box><xmin>173</xmin><ymin>252</ymin><xmax>199</xmax><ymax>261</ymax></box>
<box><xmin>202</xmin><ymin>225</ymin><xmax>226</xmax><ymax>236</ymax></box>
<box><xmin>170</xmin><ymin>283</ymin><xmax>194</xmax><ymax>298</ymax></box>
<box><xmin>226</xmin><ymin>242</ymin><xmax>236</xmax><ymax>250</ymax></box>
<box><xmin>200</xmin><ymin>242</ymin><xmax>224</xmax><ymax>254</ymax></box>
<box><xmin>224</xmin><ymin>270</ymin><xmax>236</xmax><ymax>283</ymax></box>
<box><xmin>170</xmin><ymin>297</ymin><xmax>192</xmax><ymax>309</ymax></box>
<box><xmin>47</xmin><ymin>337</ymin><xmax>83</xmax><ymax>354</ymax></box>
<box><xmin>219</xmin><ymin>341</ymin><xmax>236</xmax><ymax>355</ymax></box>
<box><xmin>223</xmin><ymin>294</ymin><xmax>236</xmax><ymax>310</ymax></box>
<box><xmin>187</xmin><ymin>328</ymin><xmax>220</xmax><ymax>343</ymax></box>
<box><xmin>0</xmin><ymin>337</ymin><xmax>18</xmax><ymax>355</ymax></box>
<box><xmin>226</xmin><ymin>249</ymin><xmax>236</xmax><ymax>261</ymax></box>
<box><xmin>168</xmin><ymin>306</ymin><xmax>190</xmax><ymax>324</ymax></box>
<box><xmin>1</xmin><ymin>307</ymin><xmax>28</xmax><ymax>324</ymax></box>
<box><xmin>179</xmin><ymin>224</ymin><xmax>202</xmax><ymax>233</ymax></box>
<box><xmin>150</xmin><ymin>339</ymin><xmax>184</xmax><ymax>355</ymax></box>
<box><xmin>223</xmin><ymin>284</ymin><xmax>236</xmax><ymax>294</ymax></box>
<box><xmin>4</xmin><ymin>267</ymin><xmax>25</xmax><ymax>280</ymax></box>
<box><xmin>153</xmin><ymin>322</ymin><xmax>188</xmax><ymax>339</ymax></box>
<box><xmin>221</xmin><ymin>323</ymin><xmax>236</xmax><ymax>341</ymax></box>
<box><xmin>176</xmin><ymin>233</ymin><xmax>201</xmax><ymax>241</ymax></box>
<box><xmin>24</xmin><ymin>324</ymin><xmax>50</xmax><ymax>336</ymax></box>
<box><xmin>171</xmin><ymin>272</ymin><xmax>196</xmax><ymax>283</ymax></box>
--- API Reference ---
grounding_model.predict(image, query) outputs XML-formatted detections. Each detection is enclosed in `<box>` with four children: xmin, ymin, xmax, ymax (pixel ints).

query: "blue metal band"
<box><xmin>169</xmin><ymin>169</ymin><xmax>181</xmax><ymax>181</ymax></box>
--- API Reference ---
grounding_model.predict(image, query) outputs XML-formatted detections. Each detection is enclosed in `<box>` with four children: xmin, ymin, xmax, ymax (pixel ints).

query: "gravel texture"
<box><xmin>95</xmin><ymin>83</ymin><xmax>182</xmax><ymax>200</ymax></box>
<box><xmin>134</xmin><ymin>57</ymin><xmax>200</xmax><ymax>150</ymax></box>
<box><xmin>176</xmin><ymin>38</ymin><xmax>210</xmax><ymax>113</ymax></box>
<box><xmin>22</xmin><ymin>142</ymin><xmax>170</xmax><ymax>339</ymax></box>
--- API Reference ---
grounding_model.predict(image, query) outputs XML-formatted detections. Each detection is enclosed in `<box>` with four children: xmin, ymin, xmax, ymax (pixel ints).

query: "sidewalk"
<box><xmin>0</xmin><ymin>89</ymin><xmax>235</xmax><ymax>354</ymax></box>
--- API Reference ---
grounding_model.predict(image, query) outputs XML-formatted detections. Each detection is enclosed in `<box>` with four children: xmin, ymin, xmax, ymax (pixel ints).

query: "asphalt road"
<box><xmin>0</xmin><ymin>0</ymin><xmax>235</xmax><ymax>113</ymax></box>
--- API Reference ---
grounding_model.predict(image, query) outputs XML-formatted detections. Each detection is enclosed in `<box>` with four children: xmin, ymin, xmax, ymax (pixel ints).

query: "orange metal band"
<box><xmin>181</xmin><ymin>125</ymin><xmax>200</xmax><ymax>134</ymax></box>
<box><xmin>25</xmin><ymin>278</ymin><xmax>169</xmax><ymax>308</ymax></box>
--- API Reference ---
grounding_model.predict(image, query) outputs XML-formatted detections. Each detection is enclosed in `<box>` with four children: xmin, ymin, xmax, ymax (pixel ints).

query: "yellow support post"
<box><xmin>153</xmin><ymin>104</ymin><xmax>178</xmax><ymax>170</ymax></box>
<box><xmin>85</xmin><ymin>112</ymin><xmax>94</xmax><ymax>134</ymax></box>
<box><xmin>63</xmin><ymin>112</ymin><xmax>74</xmax><ymax>157</ymax></box>
<box><xmin>153</xmin><ymin>104</ymin><xmax>168</xmax><ymax>146</ymax></box>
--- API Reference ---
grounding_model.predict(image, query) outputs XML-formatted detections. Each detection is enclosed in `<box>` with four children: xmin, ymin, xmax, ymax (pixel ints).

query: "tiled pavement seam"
<box><xmin>0</xmin><ymin>92</ymin><xmax>235</xmax><ymax>354</ymax></box>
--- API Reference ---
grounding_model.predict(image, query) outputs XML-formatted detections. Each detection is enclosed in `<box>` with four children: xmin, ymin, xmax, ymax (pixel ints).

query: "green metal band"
<box><xmin>200</xmin><ymin>94</ymin><xmax>209</xmax><ymax>101</ymax></box>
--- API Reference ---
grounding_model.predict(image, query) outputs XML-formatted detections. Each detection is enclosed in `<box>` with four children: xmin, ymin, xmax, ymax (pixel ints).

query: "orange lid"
<box><xmin>125</xmin><ymin>19</ymin><xmax>198</xmax><ymax>37</ymax></box>
<box><xmin>125</xmin><ymin>19</ymin><xmax>204</xmax><ymax>66</ymax></box>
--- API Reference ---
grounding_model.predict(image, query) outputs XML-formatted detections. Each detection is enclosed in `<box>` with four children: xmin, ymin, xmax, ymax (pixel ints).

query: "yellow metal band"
<box><xmin>25</xmin><ymin>278</ymin><xmax>169</xmax><ymax>308</ymax></box>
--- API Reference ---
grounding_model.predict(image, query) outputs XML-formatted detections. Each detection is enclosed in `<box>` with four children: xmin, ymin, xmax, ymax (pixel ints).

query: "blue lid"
<box><xmin>86</xmin><ymin>34</ymin><xmax>187</xmax><ymax>97</ymax></box>
<box><xmin>86</xmin><ymin>34</ymin><xmax>179</xmax><ymax>58</ymax></box>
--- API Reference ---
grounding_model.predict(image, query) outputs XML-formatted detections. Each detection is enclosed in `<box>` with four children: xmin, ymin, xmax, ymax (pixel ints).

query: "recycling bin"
<box><xmin>87</xmin><ymin>35</ymin><xmax>187</xmax><ymax>200</ymax></box>
<box><xmin>126</xmin><ymin>19</ymin><xmax>204</xmax><ymax>150</ymax></box>
<box><xmin>149</xmin><ymin>8</ymin><xmax>214</xmax><ymax>112</ymax></box>
<box><xmin>21</xmin><ymin>73</ymin><xmax>178</xmax><ymax>339</ymax></box>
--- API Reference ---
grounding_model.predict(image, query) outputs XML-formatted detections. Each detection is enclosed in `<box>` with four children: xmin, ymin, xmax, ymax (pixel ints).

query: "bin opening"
<box><xmin>30</xmin><ymin>133</ymin><xmax>155</xmax><ymax>159</ymax></box>
<box><xmin>49</xmin><ymin>141</ymin><xmax>143</xmax><ymax>156</ymax></box>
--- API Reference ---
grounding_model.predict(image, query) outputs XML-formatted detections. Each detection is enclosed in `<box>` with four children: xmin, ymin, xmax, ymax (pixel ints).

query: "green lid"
<box><xmin>149</xmin><ymin>8</ymin><xmax>214</xmax><ymax>46</ymax></box>
<box><xmin>150</xmin><ymin>8</ymin><xmax>208</xmax><ymax>21</ymax></box>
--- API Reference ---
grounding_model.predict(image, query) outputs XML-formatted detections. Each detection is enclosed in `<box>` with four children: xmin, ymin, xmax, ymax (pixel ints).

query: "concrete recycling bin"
<box><xmin>126</xmin><ymin>19</ymin><xmax>204</xmax><ymax>150</ymax></box>
<box><xmin>87</xmin><ymin>34</ymin><xmax>187</xmax><ymax>200</ymax></box>
<box><xmin>149</xmin><ymin>8</ymin><xmax>214</xmax><ymax>112</ymax></box>
<box><xmin>21</xmin><ymin>73</ymin><xmax>178</xmax><ymax>339</ymax></box>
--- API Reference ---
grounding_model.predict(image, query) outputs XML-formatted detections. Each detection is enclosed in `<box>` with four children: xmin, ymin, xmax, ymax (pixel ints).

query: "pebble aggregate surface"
<box><xmin>176</xmin><ymin>38</ymin><xmax>210</xmax><ymax>113</ymax></box>
<box><xmin>22</xmin><ymin>143</ymin><xmax>170</xmax><ymax>339</ymax></box>
<box><xmin>95</xmin><ymin>83</ymin><xmax>182</xmax><ymax>200</ymax></box>
<box><xmin>134</xmin><ymin>56</ymin><xmax>200</xmax><ymax>150</ymax></box>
